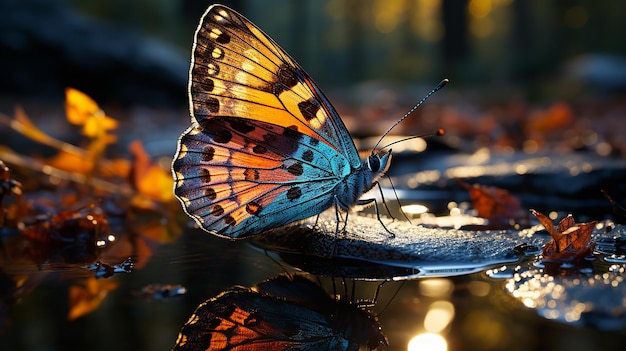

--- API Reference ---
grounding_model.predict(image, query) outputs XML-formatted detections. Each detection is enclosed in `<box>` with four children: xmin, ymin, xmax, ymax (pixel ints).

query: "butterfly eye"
<box><xmin>367</xmin><ymin>154</ymin><xmax>381</xmax><ymax>172</ymax></box>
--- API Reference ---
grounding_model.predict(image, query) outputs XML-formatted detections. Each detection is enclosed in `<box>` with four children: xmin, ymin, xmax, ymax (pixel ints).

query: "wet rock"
<box><xmin>253</xmin><ymin>212</ymin><xmax>550</xmax><ymax>279</ymax></box>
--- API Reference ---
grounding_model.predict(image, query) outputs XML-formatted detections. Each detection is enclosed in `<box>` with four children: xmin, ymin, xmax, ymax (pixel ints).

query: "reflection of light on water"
<box><xmin>420</xmin><ymin>279</ymin><xmax>454</xmax><ymax>298</ymax></box>
<box><xmin>504</xmin><ymin>269</ymin><xmax>626</xmax><ymax>326</ymax></box>
<box><xmin>416</xmin><ymin>213</ymin><xmax>487</xmax><ymax>228</ymax></box>
<box><xmin>97</xmin><ymin>234</ymin><xmax>117</xmax><ymax>247</ymax></box>
<box><xmin>424</xmin><ymin>301</ymin><xmax>455</xmax><ymax>332</ymax></box>
<box><xmin>408</xmin><ymin>333</ymin><xmax>447</xmax><ymax>351</ymax></box>
<box><xmin>467</xmin><ymin>281</ymin><xmax>491</xmax><ymax>296</ymax></box>
<box><xmin>401</xmin><ymin>204</ymin><xmax>429</xmax><ymax>215</ymax></box>
<box><xmin>407</xmin><ymin>170</ymin><xmax>441</xmax><ymax>188</ymax></box>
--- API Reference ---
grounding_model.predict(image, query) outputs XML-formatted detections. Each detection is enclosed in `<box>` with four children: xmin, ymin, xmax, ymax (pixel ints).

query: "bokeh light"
<box><xmin>408</xmin><ymin>333</ymin><xmax>447</xmax><ymax>351</ymax></box>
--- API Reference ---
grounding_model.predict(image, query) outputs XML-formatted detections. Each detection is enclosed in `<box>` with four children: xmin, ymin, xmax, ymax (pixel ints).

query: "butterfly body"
<box><xmin>173</xmin><ymin>5</ymin><xmax>391</xmax><ymax>239</ymax></box>
<box><xmin>173</xmin><ymin>275</ymin><xmax>388</xmax><ymax>351</ymax></box>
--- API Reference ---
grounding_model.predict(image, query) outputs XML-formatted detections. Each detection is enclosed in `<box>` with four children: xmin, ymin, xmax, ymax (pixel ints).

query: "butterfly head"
<box><xmin>367</xmin><ymin>149</ymin><xmax>392</xmax><ymax>174</ymax></box>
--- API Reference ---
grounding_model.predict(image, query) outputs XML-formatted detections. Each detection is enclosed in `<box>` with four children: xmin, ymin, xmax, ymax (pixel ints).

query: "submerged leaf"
<box><xmin>68</xmin><ymin>277</ymin><xmax>118</xmax><ymax>320</ymax></box>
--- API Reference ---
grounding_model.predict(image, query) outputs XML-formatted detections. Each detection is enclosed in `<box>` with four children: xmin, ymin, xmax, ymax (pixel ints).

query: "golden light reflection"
<box><xmin>468</xmin><ymin>281</ymin><xmax>491</xmax><ymax>297</ymax></box>
<box><xmin>514</xmin><ymin>164</ymin><xmax>528</xmax><ymax>175</ymax></box>
<box><xmin>384</xmin><ymin>136</ymin><xmax>427</xmax><ymax>153</ymax></box>
<box><xmin>424</xmin><ymin>301</ymin><xmax>455</xmax><ymax>332</ymax></box>
<box><xmin>407</xmin><ymin>170</ymin><xmax>441</xmax><ymax>188</ymax></box>
<box><xmin>408</xmin><ymin>333</ymin><xmax>447</xmax><ymax>351</ymax></box>
<box><xmin>419</xmin><ymin>279</ymin><xmax>454</xmax><ymax>298</ymax></box>
<box><xmin>401</xmin><ymin>204</ymin><xmax>429</xmax><ymax>215</ymax></box>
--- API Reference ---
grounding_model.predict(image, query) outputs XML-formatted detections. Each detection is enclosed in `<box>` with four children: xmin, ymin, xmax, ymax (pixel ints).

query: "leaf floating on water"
<box><xmin>530</xmin><ymin>209</ymin><xmax>596</xmax><ymax>273</ymax></box>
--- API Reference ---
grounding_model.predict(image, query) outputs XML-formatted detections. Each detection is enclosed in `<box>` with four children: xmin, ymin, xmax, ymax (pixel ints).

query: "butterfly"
<box><xmin>172</xmin><ymin>4</ymin><xmax>446</xmax><ymax>239</ymax></box>
<box><xmin>172</xmin><ymin>274</ymin><xmax>388</xmax><ymax>351</ymax></box>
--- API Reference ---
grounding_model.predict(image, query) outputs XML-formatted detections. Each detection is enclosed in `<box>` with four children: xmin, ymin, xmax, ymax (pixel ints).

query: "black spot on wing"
<box><xmin>298</xmin><ymin>99</ymin><xmax>321</xmax><ymax>122</ymax></box>
<box><xmin>286</xmin><ymin>186</ymin><xmax>302</xmax><ymax>201</ymax></box>
<box><xmin>286</xmin><ymin>162</ymin><xmax>304</xmax><ymax>176</ymax></box>
<box><xmin>202</xmin><ymin>146</ymin><xmax>216</xmax><ymax>162</ymax></box>
<box><xmin>302</xmin><ymin>149</ymin><xmax>314</xmax><ymax>162</ymax></box>
<box><xmin>205</xmin><ymin>188</ymin><xmax>217</xmax><ymax>200</ymax></box>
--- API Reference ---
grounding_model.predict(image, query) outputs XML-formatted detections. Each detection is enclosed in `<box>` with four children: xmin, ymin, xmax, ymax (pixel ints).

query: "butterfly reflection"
<box><xmin>173</xmin><ymin>275</ymin><xmax>388</xmax><ymax>351</ymax></box>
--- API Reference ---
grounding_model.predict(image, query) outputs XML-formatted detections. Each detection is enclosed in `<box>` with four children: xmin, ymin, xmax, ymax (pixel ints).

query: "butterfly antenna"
<box><xmin>371</xmin><ymin>78</ymin><xmax>449</xmax><ymax>153</ymax></box>
<box><xmin>379</xmin><ymin>129</ymin><xmax>445</xmax><ymax>151</ymax></box>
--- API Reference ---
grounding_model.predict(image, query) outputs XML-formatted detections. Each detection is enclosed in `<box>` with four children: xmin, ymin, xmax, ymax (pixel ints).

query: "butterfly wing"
<box><xmin>173</xmin><ymin>117</ymin><xmax>349</xmax><ymax>238</ymax></box>
<box><xmin>188</xmin><ymin>4</ymin><xmax>359</xmax><ymax>164</ymax></box>
<box><xmin>174</xmin><ymin>5</ymin><xmax>365</xmax><ymax>238</ymax></box>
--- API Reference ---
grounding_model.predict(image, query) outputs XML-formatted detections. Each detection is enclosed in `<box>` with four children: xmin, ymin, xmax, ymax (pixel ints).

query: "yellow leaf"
<box><xmin>129</xmin><ymin>141</ymin><xmax>174</xmax><ymax>202</ymax></box>
<box><xmin>83</xmin><ymin>114</ymin><xmax>118</xmax><ymax>138</ymax></box>
<box><xmin>65</xmin><ymin>88</ymin><xmax>101</xmax><ymax>125</ymax></box>
<box><xmin>47</xmin><ymin>150</ymin><xmax>94</xmax><ymax>174</ymax></box>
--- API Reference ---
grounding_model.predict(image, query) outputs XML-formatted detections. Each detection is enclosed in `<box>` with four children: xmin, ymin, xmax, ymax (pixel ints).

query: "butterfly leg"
<box><xmin>333</xmin><ymin>195</ymin><xmax>350</xmax><ymax>235</ymax></box>
<box><xmin>373</xmin><ymin>180</ymin><xmax>397</xmax><ymax>222</ymax></box>
<box><xmin>356</xmin><ymin>196</ymin><xmax>396</xmax><ymax>239</ymax></box>
<box><xmin>313</xmin><ymin>213</ymin><xmax>321</xmax><ymax>230</ymax></box>
<box><xmin>325</xmin><ymin>197</ymin><xmax>350</xmax><ymax>257</ymax></box>
<box><xmin>356</xmin><ymin>181</ymin><xmax>396</xmax><ymax>238</ymax></box>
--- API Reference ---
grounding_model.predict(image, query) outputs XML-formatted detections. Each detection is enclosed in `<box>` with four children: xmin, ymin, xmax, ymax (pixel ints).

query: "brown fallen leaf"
<box><xmin>530</xmin><ymin>209</ymin><xmax>596</xmax><ymax>272</ymax></box>
<box><xmin>458</xmin><ymin>179</ymin><xmax>522</xmax><ymax>229</ymax></box>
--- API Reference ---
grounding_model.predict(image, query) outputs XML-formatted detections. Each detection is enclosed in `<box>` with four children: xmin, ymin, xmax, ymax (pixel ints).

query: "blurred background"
<box><xmin>3</xmin><ymin>0</ymin><xmax>626</xmax><ymax>105</ymax></box>
<box><xmin>3</xmin><ymin>0</ymin><xmax>626</xmax><ymax>158</ymax></box>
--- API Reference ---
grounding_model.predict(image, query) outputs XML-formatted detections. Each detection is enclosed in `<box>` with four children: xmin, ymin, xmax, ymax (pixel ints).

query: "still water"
<box><xmin>2</xmin><ymin>213</ymin><xmax>626</xmax><ymax>351</ymax></box>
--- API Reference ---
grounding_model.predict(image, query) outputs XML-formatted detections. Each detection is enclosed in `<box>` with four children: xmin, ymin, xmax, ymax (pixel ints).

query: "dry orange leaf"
<box><xmin>65</xmin><ymin>88</ymin><xmax>103</xmax><ymax>124</ymax></box>
<box><xmin>129</xmin><ymin>141</ymin><xmax>174</xmax><ymax>202</ymax></box>
<box><xmin>526</xmin><ymin>101</ymin><xmax>574</xmax><ymax>133</ymax></box>
<box><xmin>47</xmin><ymin>150</ymin><xmax>95</xmax><ymax>175</ymax></box>
<box><xmin>530</xmin><ymin>209</ymin><xmax>596</xmax><ymax>261</ymax></box>
<box><xmin>65</xmin><ymin>88</ymin><xmax>117</xmax><ymax>139</ymax></box>
<box><xmin>458</xmin><ymin>179</ymin><xmax>521</xmax><ymax>228</ymax></box>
